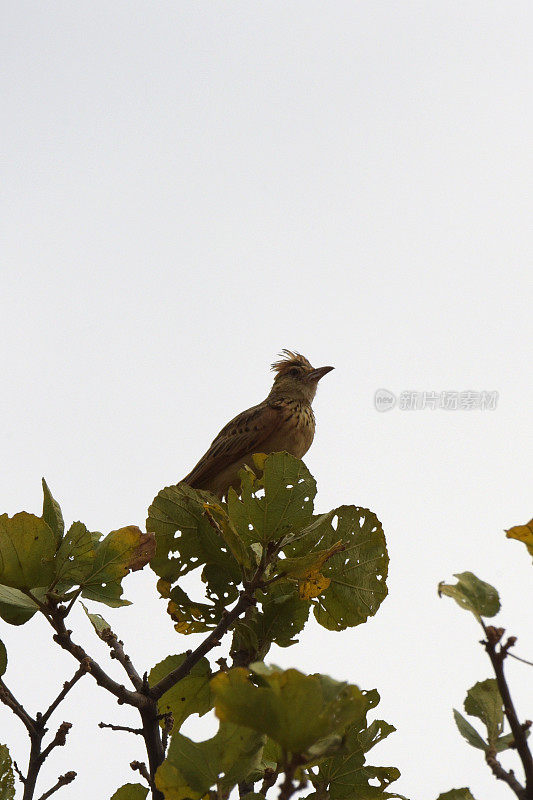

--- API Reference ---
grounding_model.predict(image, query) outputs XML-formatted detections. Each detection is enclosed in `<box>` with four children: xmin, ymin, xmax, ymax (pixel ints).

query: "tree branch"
<box><xmin>0</xmin><ymin>678</ymin><xmax>35</xmax><ymax>734</ymax></box>
<box><xmin>485</xmin><ymin>748</ymin><xmax>525</xmax><ymax>798</ymax></box>
<box><xmin>41</xmin><ymin>662</ymin><xmax>88</xmax><ymax>725</ymax></box>
<box><xmin>36</xmin><ymin>771</ymin><xmax>76</xmax><ymax>800</ymax></box>
<box><xmin>99</xmin><ymin>721</ymin><xmax>144</xmax><ymax>735</ymax></box>
<box><xmin>100</xmin><ymin>629</ymin><xmax>144</xmax><ymax>690</ymax></box>
<box><xmin>38</xmin><ymin>722</ymin><xmax>72</xmax><ymax>765</ymax></box>
<box><xmin>151</xmin><ymin>581</ymin><xmax>259</xmax><ymax>701</ymax></box>
<box><xmin>483</xmin><ymin>626</ymin><xmax>533</xmax><ymax>798</ymax></box>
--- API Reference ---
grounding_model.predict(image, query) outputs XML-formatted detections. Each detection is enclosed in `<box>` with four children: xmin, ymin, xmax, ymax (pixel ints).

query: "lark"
<box><xmin>182</xmin><ymin>350</ymin><xmax>333</xmax><ymax>498</ymax></box>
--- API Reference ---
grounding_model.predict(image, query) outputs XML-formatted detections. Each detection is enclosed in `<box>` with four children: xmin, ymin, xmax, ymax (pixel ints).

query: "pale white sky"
<box><xmin>1</xmin><ymin>3</ymin><xmax>532</xmax><ymax>799</ymax></box>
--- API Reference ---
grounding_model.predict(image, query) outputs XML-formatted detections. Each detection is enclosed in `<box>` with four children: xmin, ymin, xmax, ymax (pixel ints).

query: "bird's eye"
<box><xmin>289</xmin><ymin>367</ymin><xmax>300</xmax><ymax>377</ymax></box>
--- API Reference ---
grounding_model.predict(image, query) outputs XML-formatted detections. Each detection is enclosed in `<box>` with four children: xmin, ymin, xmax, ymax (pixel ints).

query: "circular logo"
<box><xmin>374</xmin><ymin>389</ymin><xmax>396</xmax><ymax>412</ymax></box>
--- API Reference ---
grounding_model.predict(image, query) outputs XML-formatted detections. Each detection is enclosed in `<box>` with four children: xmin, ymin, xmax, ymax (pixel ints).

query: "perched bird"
<box><xmin>182</xmin><ymin>350</ymin><xmax>334</xmax><ymax>498</ymax></box>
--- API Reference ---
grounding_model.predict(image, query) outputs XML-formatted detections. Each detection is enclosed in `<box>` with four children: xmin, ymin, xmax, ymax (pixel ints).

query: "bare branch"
<box><xmin>485</xmin><ymin>748</ymin><xmax>525</xmax><ymax>798</ymax></box>
<box><xmin>100</xmin><ymin>629</ymin><xmax>144</xmax><ymax>691</ymax></box>
<box><xmin>0</xmin><ymin>678</ymin><xmax>35</xmax><ymax>734</ymax></box>
<box><xmin>38</xmin><ymin>722</ymin><xmax>72</xmax><ymax>765</ymax></box>
<box><xmin>99</xmin><ymin>721</ymin><xmax>143</xmax><ymax>736</ymax></box>
<box><xmin>41</xmin><ymin>662</ymin><xmax>89</xmax><ymax>725</ymax></box>
<box><xmin>483</xmin><ymin>626</ymin><xmax>533</xmax><ymax>798</ymax></box>
<box><xmin>36</xmin><ymin>771</ymin><xmax>76</xmax><ymax>800</ymax></box>
<box><xmin>131</xmin><ymin>760</ymin><xmax>152</xmax><ymax>785</ymax></box>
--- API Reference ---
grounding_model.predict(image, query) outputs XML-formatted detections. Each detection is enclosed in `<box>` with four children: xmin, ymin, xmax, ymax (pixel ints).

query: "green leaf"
<box><xmin>463</xmin><ymin>679</ymin><xmax>504</xmax><ymax>746</ymax></box>
<box><xmin>211</xmin><ymin>666</ymin><xmax>366</xmax><ymax>755</ymax></box>
<box><xmin>285</xmin><ymin>507</ymin><xmax>388</xmax><ymax>630</ymax></box>
<box><xmin>309</xmin><ymin>691</ymin><xmax>403</xmax><ymax>799</ymax></box>
<box><xmin>79</xmin><ymin>526</ymin><xmax>155</xmax><ymax>607</ymax></box>
<box><xmin>0</xmin><ymin>744</ymin><xmax>15</xmax><ymax>800</ymax></box>
<box><xmin>453</xmin><ymin>710</ymin><xmax>487</xmax><ymax>750</ymax></box>
<box><xmin>204</xmin><ymin>502</ymin><xmax>252</xmax><ymax>568</ymax></box>
<box><xmin>0</xmin><ymin>639</ymin><xmax>6</xmax><ymax>676</ymax></box>
<box><xmin>55</xmin><ymin>521</ymin><xmax>98</xmax><ymax>586</ymax></box>
<box><xmin>231</xmin><ymin>582</ymin><xmax>310</xmax><ymax>663</ymax></box>
<box><xmin>0</xmin><ymin>513</ymin><xmax>56</xmax><ymax>589</ymax></box>
<box><xmin>227</xmin><ymin>452</ymin><xmax>317</xmax><ymax>545</ymax></box>
<box><xmin>148</xmin><ymin>483</ymin><xmax>241</xmax><ymax>627</ymax></box>
<box><xmin>81</xmin><ymin>602</ymin><xmax>112</xmax><ymax>639</ymax></box>
<box><xmin>110</xmin><ymin>784</ymin><xmax>149</xmax><ymax>800</ymax></box>
<box><xmin>155</xmin><ymin>722</ymin><xmax>265</xmax><ymax>799</ymax></box>
<box><xmin>149</xmin><ymin>654</ymin><xmax>212</xmax><ymax>731</ymax></box>
<box><xmin>41</xmin><ymin>478</ymin><xmax>64</xmax><ymax>546</ymax></box>
<box><xmin>438</xmin><ymin>572</ymin><xmax>500</xmax><ymax>620</ymax></box>
<box><xmin>0</xmin><ymin>585</ymin><xmax>44</xmax><ymax>625</ymax></box>
<box><xmin>437</xmin><ymin>791</ymin><xmax>477</xmax><ymax>800</ymax></box>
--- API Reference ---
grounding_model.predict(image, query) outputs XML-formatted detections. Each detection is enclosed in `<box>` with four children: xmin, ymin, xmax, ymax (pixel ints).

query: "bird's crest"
<box><xmin>271</xmin><ymin>350</ymin><xmax>312</xmax><ymax>375</ymax></box>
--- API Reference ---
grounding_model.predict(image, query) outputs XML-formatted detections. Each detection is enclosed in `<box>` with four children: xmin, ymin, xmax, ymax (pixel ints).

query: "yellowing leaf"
<box><xmin>211</xmin><ymin>666</ymin><xmax>366</xmax><ymax>755</ymax></box>
<box><xmin>299</xmin><ymin>572</ymin><xmax>331</xmax><ymax>599</ymax></box>
<box><xmin>0</xmin><ymin>513</ymin><xmax>56</xmax><ymax>590</ymax></box>
<box><xmin>506</xmin><ymin>519</ymin><xmax>533</xmax><ymax>559</ymax></box>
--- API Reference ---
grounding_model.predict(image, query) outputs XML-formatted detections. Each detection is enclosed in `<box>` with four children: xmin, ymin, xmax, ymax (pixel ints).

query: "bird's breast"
<box><xmin>265</xmin><ymin>400</ymin><xmax>316</xmax><ymax>459</ymax></box>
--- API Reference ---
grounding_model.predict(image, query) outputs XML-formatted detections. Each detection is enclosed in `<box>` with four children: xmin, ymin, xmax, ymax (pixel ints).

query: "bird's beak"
<box><xmin>307</xmin><ymin>365</ymin><xmax>334</xmax><ymax>382</ymax></box>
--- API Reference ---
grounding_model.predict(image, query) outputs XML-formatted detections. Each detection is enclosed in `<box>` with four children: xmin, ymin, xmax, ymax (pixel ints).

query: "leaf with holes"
<box><xmin>309</xmin><ymin>690</ymin><xmax>404</xmax><ymax>799</ymax></box>
<box><xmin>149</xmin><ymin>654</ymin><xmax>212</xmax><ymax>731</ymax></box>
<box><xmin>155</xmin><ymin>722</ymin><xmax>265</xmax><ymax>799</ymax></box>
<box><xmin>78</xmin><ymin>526</ymin><xmax>155</xmax><ymax>607</ymax></box>
<box><xmin>0</xmin><ymin>744</ymin><xmax>15</xmax><ymax>800</ymax></box>
<box><xmin>284</xmin><ymin>507</ymin><xmax>388</xmax><ymax>631</ymax></box>
<box><xmin>212</xmin><ymin>666</ymin><xmax>366</xmax><ymax>755</ymax></box>
<box><xmin>227</xmin><ymin>452</ymin><xmax>317</xmax><ymax>545</ymax></box>
<box><xmin>54</xmin><ymin>521</ymin><xmax>98</xmax><ymax>586</ymax></box>
<box><xmin>147</xmin><ymin>483</ymin><xmax>241</xmax><ymax>628</ymax></box>
<box><xmin>231</xmin><ymin>581</ymin><xmax>310</xmax><ymax>663</ymax></box>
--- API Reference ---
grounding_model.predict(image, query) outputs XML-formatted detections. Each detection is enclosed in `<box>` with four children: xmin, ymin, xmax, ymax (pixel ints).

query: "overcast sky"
<box><xmin>2</xmin><ymin>3</ymin><xmax>532</xmax><ymax>799</ymax></box>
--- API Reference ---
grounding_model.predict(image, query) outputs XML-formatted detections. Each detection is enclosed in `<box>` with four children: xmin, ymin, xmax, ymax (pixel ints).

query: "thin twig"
<box><xmin>39</xmin><ymin>722</ymin><xmax>72</xmax><ymax>765</ymax></box>
<box><xmin>508</xmin><ymin>652</ymin><xmax>533</xmax><ymax>668</ymax></box>
<box><xmin>36</xmin><ymin>771</ymin><xmax>76</xmax><ymax>800</ymax></box>
<box><xmin>261</xmin><ymin>768</ymin><xmax>279</xmax><ymax>797</ymax></box>
<box><xmin>41</xmin><ymin>662</ymin><xmax>88</xmax><ymax>725</ymax></box>
<box><xmin>0</xmin><ymin>679</ymin><xmax>35</xmax><ymax>734</ymax></box>
<box><xmin>100</xmin><ymin>629</ymin><xmax>144</xmax><ymax>691</ymax></box>
<box><xmin>483</xmin><ymin>626</ymin><xmax>533</xmax><ymax>798</ymax></box>
<box><xmin>99</xmin><ymin>721</ymin><xmax>143</xmax><ymax>735</ymax></box>
<box><xmin>131</xmin><ymin>760</ymin><xmax>152</xmax><ymax>785</ymax></box>
<box><xmin>151</xmin><ymin>574</ymin><xmax>262</xmax><ymax>701</ymax></box>
<box><xmin>13</xmin><ymin>761</ymin><xmax>26</xmax><ymax>784</ymax></box>
<box><xmin>485</xmin><ymin>748</ymin><xmax>526</xmax><ymax>797</ymax></box>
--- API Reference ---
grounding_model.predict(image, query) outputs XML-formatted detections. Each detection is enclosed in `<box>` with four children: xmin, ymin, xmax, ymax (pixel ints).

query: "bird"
<box><xmin>181</xmin><ymin>350</ymin><xmax>334</xmax><ymax>498</ymax></box>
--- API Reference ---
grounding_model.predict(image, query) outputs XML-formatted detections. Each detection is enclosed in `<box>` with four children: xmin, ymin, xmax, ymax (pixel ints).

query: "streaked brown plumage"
<box><xmin>182</xmin><ymin>350</ymin><xmax>334</xmax><ymax>498</ymax></box>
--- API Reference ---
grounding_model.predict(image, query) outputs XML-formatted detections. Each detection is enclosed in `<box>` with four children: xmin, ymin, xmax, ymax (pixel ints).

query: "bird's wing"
<box><xmin>182</xmin><ymin>401</ymin><xmax>281</xmax><ymax>490</ymax></box>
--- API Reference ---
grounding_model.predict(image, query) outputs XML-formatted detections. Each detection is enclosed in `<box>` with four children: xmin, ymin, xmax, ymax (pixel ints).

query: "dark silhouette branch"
<box><xmin>99</xmin><ymin>721</ymin><xmax>143</xmax><ymax>735</ymax></box>
<box><xmin>483</xmin><ymin>625</ymin><xmax>533</xmax><ymax>799</ymax></box>
<box><xmin>36</xmin><ymin>771</ymin><xmax>76</xmax><ymax>800</ymax></box>
<box><xmin>100</xmin><ymin>628</ymin><xmax>144</xmax><ymax>691</ymax></box>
